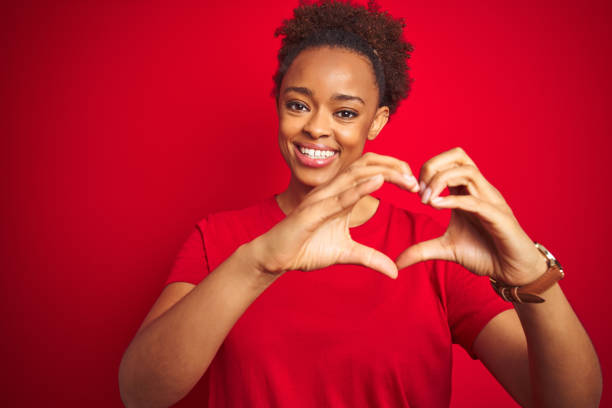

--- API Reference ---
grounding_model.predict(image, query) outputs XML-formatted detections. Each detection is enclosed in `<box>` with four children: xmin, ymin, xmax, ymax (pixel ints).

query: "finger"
<box><xmin>340</xmin><ymin>241</ymin><xmax>399</xmax><ymax>279</ymax></box>
<box><xmin>306</xmin><ymin>164</ymin><xmax>418</xmax><ymax>206</ymax></box>
<box><xmin>422</xmin><ymin>164</ymin><xmax>482</xmax><ymax>204</ymax></box>
<box><xmin>419</xmin><ymin>147</ymin><xmax>476</xmax><ymax>189</ymax></box>
<box><xmin>429</xmin><ymin>194</ymin><xmax>504</xmax><ymax>224</ymax></box>
<box><xmin>355</xmin><ymin>152</ymin><xmax>420</xmax><ymax>192</ymax></box>
<box><xmin>430</xmin><ymin>194</ymin><xmax>521</xmax><ymax>251</ymax></box>
<box><xmin>395</xmin><ymin>236</ymin><xmax>454</xmax><ymax>269</ymax></box>
<box><xmin>358</xmin><ymin>152</ymin><xmax>415</xmax><ymax>174</ymax></box>
<box><xmin>426</xmin><ymin>164</ymin><xmax>508</xmax><ymax>206</ymax></box>
<box><xmin>342</xmin><ymin>165</ymin><xmax>419</xmax><ymax>192</ymax></box>
<box><xmin>296</xmin><ymin>174</ymin><xmax>385</xmax><ymax>232</ymax></box>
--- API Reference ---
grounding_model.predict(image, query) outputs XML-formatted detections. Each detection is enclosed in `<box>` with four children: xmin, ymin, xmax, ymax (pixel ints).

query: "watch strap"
<box><xmin>490</xmin><ymin>242</ymin><xmax>565</xmax><ymax>304</ymax></box>
<box><xmin>490</xmin><ymin>264</ymin><xmax>564</xmax><ymax>303</ymax></box>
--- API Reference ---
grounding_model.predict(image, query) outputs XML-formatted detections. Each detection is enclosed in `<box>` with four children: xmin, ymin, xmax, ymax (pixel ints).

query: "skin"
<box><xmin>275</xmin><ymin>47</ymin><xmax>401</xmax><ymax>224</ymax></box>
<box><xmin>118</xmin><ymin>46</ymin><xmax>602</xmax><ymax>407</ymax></box>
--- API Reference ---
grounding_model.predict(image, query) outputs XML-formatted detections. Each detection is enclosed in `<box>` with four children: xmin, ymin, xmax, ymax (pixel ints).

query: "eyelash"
<box><xmin>286</xmin><ymin>102</ymin><xmax>358</xmax><ymax>120</ymax></box>
<box><xmin>336</xmin><ymin>110</ymin><xmax>358</xmax><ymax>119</ymax></box>
<box><xmin>286</xmin><ymin>101</ymin><xmax>309</xmax><ymax>112</ymax></box>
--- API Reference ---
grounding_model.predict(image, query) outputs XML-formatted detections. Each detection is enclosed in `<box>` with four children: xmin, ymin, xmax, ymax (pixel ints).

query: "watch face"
<box><xmin>534</xmin><ymin>242</ymin><xmax>563</xmax><ymax>273</ymax></box>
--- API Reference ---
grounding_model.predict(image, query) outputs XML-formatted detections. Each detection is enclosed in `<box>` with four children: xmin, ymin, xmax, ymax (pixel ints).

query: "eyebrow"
<box><xmin>283</xmin><ymin>87</ymin><xmax>365</xmax><ymax>105</ymax></box>
<box><xmin>284</xmin><ymin>86</ymin><xmax>312</xmax><ymax>97</ymax></box>
<box><xmin>331</xmin><ymin>93</ymin><xmax>365</xmax><ymax>105</ymax></box>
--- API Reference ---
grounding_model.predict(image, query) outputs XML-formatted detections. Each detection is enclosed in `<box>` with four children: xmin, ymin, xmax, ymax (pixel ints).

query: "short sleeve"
<box><xmin>443</xmin><ymin>260</ymin><xmax>514</xmax><ymax>359</ymax></box>
<box><xmin>164</xmin><ymin>220</ymin><xmax>210</xmax><ymax>286</ymax></box>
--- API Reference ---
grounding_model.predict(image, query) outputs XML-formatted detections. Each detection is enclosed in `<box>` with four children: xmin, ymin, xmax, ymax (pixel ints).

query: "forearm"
<box><xmin>118</xmin><ymin>243</ymin><xmax>280</xmax><ymax>408</ymax></box>
<box><xmin>515</xmin><ymin>283</ymin><xmax>602</xmax><ymax>407</ymax></box>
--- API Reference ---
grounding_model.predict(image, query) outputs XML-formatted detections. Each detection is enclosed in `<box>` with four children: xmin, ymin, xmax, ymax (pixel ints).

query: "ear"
<box><xmin>367</xmin><ymin>106</ymin><xmax>390</xmax><ymax>141</ymax></box>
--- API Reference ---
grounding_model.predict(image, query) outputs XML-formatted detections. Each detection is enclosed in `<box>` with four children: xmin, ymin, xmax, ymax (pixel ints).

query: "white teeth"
<box><xmin>299</xmin><ymin>146</ymin><xmax>336</xmax><ymax>159</ymax></box>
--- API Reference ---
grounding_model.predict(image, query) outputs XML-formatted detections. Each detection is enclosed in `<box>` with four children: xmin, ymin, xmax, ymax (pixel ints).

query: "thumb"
<box><xmin>340</xmin><ymin>241</ymin><xmax>398</xmax><ymax>279</ymax></box>
<box><xmin>395</xmin><ymin>237</ymin><xmax>453</xmax><ymax>270</ymax></box>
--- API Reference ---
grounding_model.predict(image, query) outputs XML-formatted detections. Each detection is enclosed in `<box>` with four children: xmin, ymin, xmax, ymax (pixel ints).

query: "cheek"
<box><xmin>277</xmin><ymin>128</ymin><xmax>291</xmax><ymax>159</ymax></box>
<box><xmin>336</xmin><ymin>125</ymin><xmax>369</xmax><ymax>152</ymax></box>
<box><xmin>277</xmin><ymin>117</ymin><xmax>300</xmax><ymax>159</ymax></box>
<box><xmin>278</xmin><ymin>112</ymin><xmax>303</xmax><ymax>140</ymax></box>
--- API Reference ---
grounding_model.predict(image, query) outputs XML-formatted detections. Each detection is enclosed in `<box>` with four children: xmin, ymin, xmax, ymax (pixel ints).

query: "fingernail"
<box><xmin>431</xmin><ymin>196</ymin><xmax>445</xmax><ymax>205</ymax></box>
<box><xmin>419</xmin><ymin>181</ymin><xmax>426</xmax><ymax>194</ymax></box>
<box><xmin>404</xmin><ymin>174</ymin><xmax>420</xmax><ymax>192</ymax></box>
<box><xmin>403</xmin><ymin>174</ymin><xmax>417</xmax><ymax>186</ymax></box>
<box><xmin>370</xmin><ymin>174</ymin><xmax>383</xmax><ymax>182</ymax></box>
<box><xmin>421</xmin><ymin>187</ymin><xmax>432</xmax><ymax>204</ymax></box>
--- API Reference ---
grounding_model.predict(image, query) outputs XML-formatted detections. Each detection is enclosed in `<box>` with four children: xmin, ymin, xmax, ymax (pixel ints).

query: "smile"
<box><xmin>299</xmin><ymin>146</ymin><xmax>336</xmax><ymax>159</ymax></box>
<box><xmin>293</xmin><ymin>143</ymin><xmax>338</xmax><ymax>168</ymax></box>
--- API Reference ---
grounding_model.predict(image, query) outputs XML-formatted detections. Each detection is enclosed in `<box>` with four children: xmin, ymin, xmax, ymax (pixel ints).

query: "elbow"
<box><xmin>531</xmin><ymin>365</ymin><xmax>603</xmax><ymax>408</ymax></box>
<box><xmin>118</xmin><ymin>353</ymin><xmax>141</xmax><ymax>408</ymax></box>
<box><xmin>585</xmin><ymin>365</ymin><xmax>603</xmax><ymax>408</ymax></box>
<box><xmin>118</xmin><ymin>350</ymin><xmax>158</xmax><ymax>408</ymax></box>
<box><xmin>118</xmin><ymin>348</ymin><xmax>189</xmax><ymax>408</ymax></box>
<box><xmin>577</xmin><ymin>356</ymin><xmax>603</xmax><ymax>408</ymax></box>
<box><xmin>119</xmin><ymin>390</ymin><xmax>137</xmax><ymax>408</ymax></box>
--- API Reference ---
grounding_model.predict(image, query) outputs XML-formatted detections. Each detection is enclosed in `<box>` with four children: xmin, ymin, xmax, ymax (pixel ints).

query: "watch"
<box><xmin>490</xmin><ymin>242</ymin><xmax>565</xmax><ymax>303</ymax></box>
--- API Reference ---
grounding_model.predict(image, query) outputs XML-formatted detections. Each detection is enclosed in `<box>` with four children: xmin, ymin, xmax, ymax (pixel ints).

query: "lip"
<box><xmin>293</xmin><ymin>143</ymin><xmax>338</xmax><ymax>168</ymax></box>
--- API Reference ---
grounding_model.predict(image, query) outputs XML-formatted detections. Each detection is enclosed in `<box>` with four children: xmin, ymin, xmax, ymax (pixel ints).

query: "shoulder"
<box><xmin>197</xmin><ymin>195</ymin><xmax>282</xmax><ymax>235</ymax></box>
<box><xmin>165</xmin><ymin>196</ymin><xmax>283</xmax><ymax>286</ymax></box>
<box><xmin>194</xmin><ymin>196</ymin><xmax>284</xmax><ymax>268</ymax></box>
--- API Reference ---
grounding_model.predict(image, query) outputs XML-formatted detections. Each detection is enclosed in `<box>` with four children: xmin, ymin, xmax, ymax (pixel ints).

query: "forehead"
<box><xmin>282</xmin><ymin>46</ymin><xmax>379</xmax><ymax>103</ymax></box>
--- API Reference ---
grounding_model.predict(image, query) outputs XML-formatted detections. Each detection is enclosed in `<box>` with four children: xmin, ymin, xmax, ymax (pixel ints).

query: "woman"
<box><xmin>118</xmin><ymin>1</ymin><xmax>602</xmax><ymax>406</ymax></box>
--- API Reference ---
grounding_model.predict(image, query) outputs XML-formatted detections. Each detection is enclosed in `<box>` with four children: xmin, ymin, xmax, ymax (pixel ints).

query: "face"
<box><xmin>277</xmin><ymin>46</ymin><xmax>389</xmax><ymax>189</ymax></box>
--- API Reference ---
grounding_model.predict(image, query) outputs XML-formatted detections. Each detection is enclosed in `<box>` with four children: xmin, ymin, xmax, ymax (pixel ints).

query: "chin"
<box><xmin>292</xmin><ymin>167</ymin><xmax>337</xmax><ymax>189</ymax></box>
<box><xmin>298</xmin><ymin>173</ymin><xmax>332</xmax><ymax>188</ymax></box>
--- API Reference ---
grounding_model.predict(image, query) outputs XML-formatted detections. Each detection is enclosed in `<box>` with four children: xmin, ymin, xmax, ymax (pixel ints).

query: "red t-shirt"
<box><xmin>165</xmin><ymin>196</ymin><xmax>512</xmax><ymax>407</ymax></box>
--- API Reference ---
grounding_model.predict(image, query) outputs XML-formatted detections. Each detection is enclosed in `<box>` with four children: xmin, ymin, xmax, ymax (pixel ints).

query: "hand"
<box><xmin>396</xmin><ymin>147</ymin><xmax>547</xmax><ymax>286</ymax></box>
<box><xmin>251</xmin><ymin>153</ymin><xmax>420</xmax><ymax>279</ymax></box>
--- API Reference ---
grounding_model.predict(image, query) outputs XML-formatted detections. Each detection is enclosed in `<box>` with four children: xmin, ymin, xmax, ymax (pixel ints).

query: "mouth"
<box><xmin>293</xmin><ymin>142</ymin><xmax>338</xmax><ymax>168</ymax></box>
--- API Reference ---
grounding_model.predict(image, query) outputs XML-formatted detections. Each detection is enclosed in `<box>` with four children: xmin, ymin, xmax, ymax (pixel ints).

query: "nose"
<box><xmin>303</xmin><ymin>109</ymin><xmax>331</xmax><ymax>139</ymax></box>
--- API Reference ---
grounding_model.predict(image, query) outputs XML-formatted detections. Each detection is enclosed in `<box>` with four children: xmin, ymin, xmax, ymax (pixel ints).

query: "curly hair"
<box><xmin>273</xmin><ymin>0</ymin><xmax>413</xmax><ymax>116</ymax></box>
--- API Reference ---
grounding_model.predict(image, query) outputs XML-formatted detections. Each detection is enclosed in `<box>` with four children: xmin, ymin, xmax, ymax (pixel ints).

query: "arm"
<box><xmin>474</xmin><ymin>283</ymin><xmax>602</xmax><ymax>407</ymax></box>
<box><xmin>118</xmin><ymin>244</ymin><xmax>279</xmax><ymax>408</ymax></box>
<box><xmin>119</xmin><ymin>153</ymin><xmax>418</xmax><ymax>407</ymax></box>
<box><xmin>396</xmin><ymin>147</ymin><xmax>602</xmax><ymax>407</ymax></box>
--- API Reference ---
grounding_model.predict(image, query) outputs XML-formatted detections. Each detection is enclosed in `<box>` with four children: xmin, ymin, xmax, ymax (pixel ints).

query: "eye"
<box><xmin>335</xmin><ymin>109</ymin><xmax>358</xmax><ymax>119</ymax></box>
<box><xmin>286</xmin><ymin>101</ymin><xmax>309</xmax><ymax>112</ymax></box>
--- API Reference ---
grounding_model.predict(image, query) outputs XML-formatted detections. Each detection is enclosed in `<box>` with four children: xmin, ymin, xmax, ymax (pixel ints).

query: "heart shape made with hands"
<box><xmin>349</xmin><ymin>148</ymin><xmax>546</xmax><ymax>286</ymax></box>
<box><xmin>273</xmin><ymin>148</ymin><xmax>545</xmax><ymax>285</ymax></box>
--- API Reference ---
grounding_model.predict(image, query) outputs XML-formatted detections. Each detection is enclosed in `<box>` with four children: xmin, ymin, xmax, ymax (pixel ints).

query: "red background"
<box><xmin>2</xmin><ymin>0</ymin><xmax>611</xmax><ymax>406</ymax></box>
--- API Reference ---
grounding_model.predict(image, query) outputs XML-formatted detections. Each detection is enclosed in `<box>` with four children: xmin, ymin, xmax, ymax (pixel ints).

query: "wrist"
<box><xmin>519</xmin><ymin>247</ymin><xmax>550</xmax><ymax>284</ymax></box>
<box><xmin>491</xmin><ymin>242</ymin><xmax>564</xmax><ymax>304</ymax></box>
<box><xmin>237</xmin><ymin>239</ymin><xmax>285</xmax><ymax>284</ymax></box>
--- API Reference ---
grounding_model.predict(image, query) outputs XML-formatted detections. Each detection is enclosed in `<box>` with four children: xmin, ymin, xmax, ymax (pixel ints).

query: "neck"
<box><xmin>276</xmin><ymin>176</ymin><xmax>312</xmax><ymax>215</ymax></box>
<box><xmin>276</xmin><ymin>175</ymin><xmax>379</xmax><ymax>227</ymax></box>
